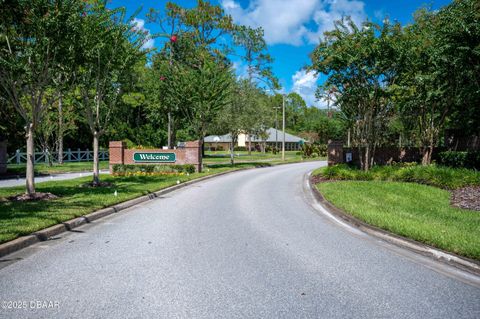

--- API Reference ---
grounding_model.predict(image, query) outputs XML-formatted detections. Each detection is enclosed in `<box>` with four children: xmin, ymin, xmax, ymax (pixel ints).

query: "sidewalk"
<box><xmin>0</xmin><ymin>170</ymin><xmax>110</xmax><ymax>188</ymax></box>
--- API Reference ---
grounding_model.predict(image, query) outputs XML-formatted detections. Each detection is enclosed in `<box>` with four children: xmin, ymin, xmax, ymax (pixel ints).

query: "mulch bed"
<box><xmin>6</xmin><ymin>192</ymin><xmax>58</xmax><ymax>202</ymax></box>
<box><xmin>310</xmin><ymin>174</ymin><xmax>332</xmax><ymax>184</ymax></box>
<box><xmin>451</xmin><ymin>186</ymin><xmax>480</xmax><ymax>211</ymax></box>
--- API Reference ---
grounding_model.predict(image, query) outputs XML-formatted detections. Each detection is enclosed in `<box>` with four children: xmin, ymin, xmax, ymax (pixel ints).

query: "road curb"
<box><xmin>0</xmin><ymin>165</ymin><xmax>269</xmax><ymax>258</ymax></box>
<box><xmin>306</xmin><ymin>174</ymin><xmax>480</xmax><ymax>277</ymax></box>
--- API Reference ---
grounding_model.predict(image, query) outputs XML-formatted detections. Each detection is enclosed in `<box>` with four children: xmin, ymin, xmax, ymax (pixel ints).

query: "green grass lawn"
<box><xmin>316</xmin><ymin>178</ymin><xmax>480</xmax><ymax>260</ymax></box>
<box><xmin>0</xmin><ymin>162</ymin><xmax>267</xmax><ymax>244</ymax></box>
<box><xmin>204</xmin><ymin>150</ymin><xmax>324</xmax><ymax>164</ymax></box>
<box><xmin>6</xmin><ymin>161</ymin><xmax>109</xmax><ymax>175</ymax></box>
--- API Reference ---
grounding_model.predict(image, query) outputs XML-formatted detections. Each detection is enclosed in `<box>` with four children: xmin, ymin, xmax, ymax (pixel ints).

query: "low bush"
<box><xmin>112</xmin><ymin>164</ymin><xmax>195</xmax><ymax>176</ymax></box>
<box><xmin>301</xmin><ymin>143</ymin><xmax>327</xmax><ymax>158</ymax></box>
<box><xmin>438</xmin><ymin>151</ymin><xmax>480</xmax><ymax>170</ymax></box>
<box><xmin>265</xmin><ymin>145</ymin><xmax>278</xmax><ymax>154</ymax></box>
<box><xmin>122</xmin><ymin>139</ymin><xmax>156</xmax><ymax>150</ymax></box>
<box><xmin>233</xmin><ymin>146</ymin><xmax>247</xmax><ymax>152</ymax></box>
<box><xmin>317</xmin><ymin>163</ymin><xmax>480</xmax><ymax>189</ymax></box>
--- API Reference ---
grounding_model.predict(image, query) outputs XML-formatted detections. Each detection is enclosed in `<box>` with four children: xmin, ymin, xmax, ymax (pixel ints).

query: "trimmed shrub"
<box><xmin>265</xmin><ymin>145</ymin><xmax>278</xmax><ymax>154</ymax></box>
<box><xmin>317</xmin><ymin>163</ymin><xmax>480</xmax><ymax>189</ymax></box>
<box><xmin>438</xmin><ymin>151</ymin><xmax>480</xmax><ymax>170</ymax></box>
<box><xmin>301</xmin><ymin>143</ymin><xmax>327</xmax><ymax>158</ymax></box>
<box><xmin>233</xmin><ymin>146</ymin><xmax>247</xmax><ymax>152</ymax></box>
<box><xmin>112</xmin><ymin>164</ymin><xmax>195</xmax><ymax>176</ymax></box>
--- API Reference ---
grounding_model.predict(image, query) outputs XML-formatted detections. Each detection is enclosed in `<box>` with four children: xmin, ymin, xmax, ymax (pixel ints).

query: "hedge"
<box><xmin>112</xmin><ymin>164</ymin><xmax>195</xmax><ymax>175</ymax></box>
<box><xmin>438</xmin><ymin>151</ymin><xmax>480</xmax><ymax>170</ymax></box>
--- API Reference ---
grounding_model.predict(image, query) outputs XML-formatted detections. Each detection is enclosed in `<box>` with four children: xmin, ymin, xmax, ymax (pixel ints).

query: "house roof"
<box><xmin>251</xmin><ymin>128</ymin><xmax>305</xmax><ymax>143</ymax></box>
<box><xmin>204</xmin><ymin>128</ymin><xmax>305</xmax><ymax>143</ymax></box>
<box><xmin>204</xmin><ymin>134</ymin><xmax>232</xmax><ymax>143</ymax></box>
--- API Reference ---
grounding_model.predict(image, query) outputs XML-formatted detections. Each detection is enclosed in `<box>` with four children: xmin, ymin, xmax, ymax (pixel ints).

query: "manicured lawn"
<box><xmin>6</xmin><ymin>161</ymin><xmax>109</xmax><ymax>175</ymax></box>
<box><xmin>317</xmin><ymin>180</ymin><xmax>480</xmax><ymax>260</ymax></box>
<box><xmin>204</xmin><ymin>150</ymin><xmax>324</xmax><ymax>164</ymax></box>
<box><xmin>0</xmin><ymin>162</ymin><xmax>265</xmax><ymax>244</ymax></box>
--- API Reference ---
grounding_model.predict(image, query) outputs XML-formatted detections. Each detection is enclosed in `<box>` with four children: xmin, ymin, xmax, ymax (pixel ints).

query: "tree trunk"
<box><xmin>370</xmin><ymin>144</ymin><xmax>376</xmax><ymax>169</ymax></box>
<box><xmin>230</xmin><ymin>142</ymin><xmax>235</xmax><ymax>166</ymax></box>
<box><xmin>26</xmin><ymin>123</ymin><xmax>35</xmax><ymax>195</ymax></box>
<box><xmin>200</xmin><ymin>136</ymin><xmax>205</xmax><ymax>158</ymax></box>
<box><xmin>58</xmin><ymin>93</ymin><xmax>64</xmax><ymax>164</ymax></box>
<box><xmin>248</xmin><ymin>133</ymin><xmax>252</xmax><ymax>155</ymax></box>
<box><xmin>93</xmin><ymin>131</ymin><xmax>100</xmax><ymax>185</ymax></box>
<box><xmin>171</xmin><ymin>115</ymin><xmax>176</xmax><ymax>148</ymax></box>
<box><xmin>358</xmin><ymin>145</ymin><xmax>364</xmax><ymax>171</ymax></box>
<box><xmin>421</xmin><ymin>145</ymin><xmax>434</xmax><ymax>165</ymax></box>
<box><xmin>167</xmin><ymin>112</ymin><xmax>172</xmax><ymax>149</ymax></box>
<box><xmin>363</xmin><ymin>145</ymin><xmax>370</xmax><ymax>171</ymax></box>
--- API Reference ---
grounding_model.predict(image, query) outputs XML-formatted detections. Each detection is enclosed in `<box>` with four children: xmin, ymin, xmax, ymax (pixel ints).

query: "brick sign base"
<box><xmin>109</xmin><ymin>141</ymin><xmax>202</xmax><ymax>173</ymax></box>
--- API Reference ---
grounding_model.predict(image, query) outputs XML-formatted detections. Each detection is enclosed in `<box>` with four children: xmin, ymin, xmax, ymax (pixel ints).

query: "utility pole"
<box><xmin>282</xmin><ymin>94</ymin><xmax>285</xmax><ymax>161</ymax></box>
<box><xmin>274</xmin><ymin>106</ymin><xmax>279</xmax><ymax>150</ymax></box>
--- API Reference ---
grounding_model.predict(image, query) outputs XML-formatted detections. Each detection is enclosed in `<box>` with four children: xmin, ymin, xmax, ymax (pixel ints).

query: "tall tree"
<box><xmin>396</xmin><ymin>1</ymin><xmax>480</xmax><ymax>163</ymax></box>
<box><xmin>233</xmin><ymin>25</ymin><xmax>278</xmax><ymax>89</ymax></box>
<box><xmin>0</xmin><ymin>0</ymin><xmax>83</xmax><ymax>195</ymax></box>
<box><xmin>167</xmin><ymin>57</ymin><xmax>234</xmax><ymax>143</ymax></box>
<box><xmin>310</xmin><ymin>18</ymin><xmax>402</xmax><ymax>170</ymax></box>
<box><xmin>77</xmin><ymin>1</ymin><xmax>147</xmax><ymax>185</ymax></box>
<box><xmin>233</xmin><ymin>25</ymin><xmax>278</xmax><ymax>153</ymax></box>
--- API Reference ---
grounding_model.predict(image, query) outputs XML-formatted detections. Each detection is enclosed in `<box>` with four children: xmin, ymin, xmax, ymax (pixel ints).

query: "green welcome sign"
<box><xmin>133</xmin><ymin>152</ymin><xmax>176</xmax><ymax>163</ymax></box>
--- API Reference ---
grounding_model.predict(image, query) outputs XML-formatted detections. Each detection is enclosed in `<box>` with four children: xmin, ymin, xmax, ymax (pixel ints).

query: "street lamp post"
<box><xmin>282</xmin><ymin>94</ymin><xmax>285</xmax><ymax>161</ymax></box>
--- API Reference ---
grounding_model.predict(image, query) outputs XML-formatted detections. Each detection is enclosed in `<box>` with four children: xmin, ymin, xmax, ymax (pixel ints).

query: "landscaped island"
<box><xmin>312</xmin><ymin>164</ymin><xmax>480</xmax><ymax>260</ymax></box>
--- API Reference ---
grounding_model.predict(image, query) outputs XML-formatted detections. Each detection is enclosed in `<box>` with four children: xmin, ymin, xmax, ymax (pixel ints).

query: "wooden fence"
<box><xmin>7</xmin><ymin>149</ymin><xmax>109</xmax><ymax>165</ymax></box>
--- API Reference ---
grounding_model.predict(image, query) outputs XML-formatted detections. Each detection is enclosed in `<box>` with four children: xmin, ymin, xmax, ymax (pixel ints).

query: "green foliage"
<box><xmin>112</xmin><ymin>164</ymin><xmax>195</xmax><ymax>175</ymax></box>
<box><xmin>310</xmin><ymin>18</ymin><xmax>402</xmax><ymax>170</ymax></box>
<box><xmin>438</xmin><ymin>151</ymin><xmax>480</xmax><ymax>170</ymax></box>
<box><xmin>233</xmin><ymin>25</ymin><xmax>279</xmax><ymax>89</ymax></box>
<box><xmin>318</xmin><ymin>164</ymin><xmax>480</xmax><ymax>189</ymax></box>
<box><xmin>301</xmin><ymin>143</ymin><xmax>327</xmax><ymax>158</ymax></box>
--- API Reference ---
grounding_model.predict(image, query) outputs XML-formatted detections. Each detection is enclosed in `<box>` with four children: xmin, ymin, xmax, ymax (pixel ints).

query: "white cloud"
<box><xmin>306</xmin><ymin>0</ymin><xmax>366</xmax><ymax>44</ymax></box>
<box><xmin>292</xmin><ymin>70</ymin><xmax>328</xmax><ymax>108</ymax></box>
<box><xmin>132</xmin><ymin>18</ymin><xmax>155</xmax><ymax>50</ymax></box>
<box><xmin>232</xmin><ymin>60</ymin><xmax>249</xmax><ymax>79</ymax></box>
<box><xmin>222</xmin><ymin>0</ymin><xmax>366</xmax><ymax>45</ymax></box>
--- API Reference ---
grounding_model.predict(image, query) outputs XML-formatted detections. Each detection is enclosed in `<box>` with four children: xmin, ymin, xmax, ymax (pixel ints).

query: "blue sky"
<box><xmin>111</xmin><ymin>0</ymin><xmax>452</xmax><ymax>108</ymax></box>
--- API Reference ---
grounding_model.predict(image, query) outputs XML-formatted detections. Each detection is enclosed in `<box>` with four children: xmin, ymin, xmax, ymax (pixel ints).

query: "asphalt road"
<box><xmin>0</xmin><ymin>170</ymin><xmax>109</xmax><ymax>188</ymax></box>
<box><xmin>0</xmin><ymin>161</ymin><xmax>479</xmax><ymax>318</ymax></box>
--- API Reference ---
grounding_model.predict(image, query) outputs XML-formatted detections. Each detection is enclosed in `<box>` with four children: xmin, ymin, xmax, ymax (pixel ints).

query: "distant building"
<box><xmin>204</xmin><ymin>128</ymin><xmax>305</xmax><ymax>151</ymax></box>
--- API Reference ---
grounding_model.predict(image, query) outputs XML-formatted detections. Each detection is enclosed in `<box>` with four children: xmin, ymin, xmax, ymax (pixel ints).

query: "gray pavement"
<box><xmin>0</xmin><ymin>170</ymin><xmax>109</xmax><ymax>188</ymax></box>
<box><xmin>0</xmin><ymin>161</ymin><xmax>478</xmax><ymax>318</ymax></box>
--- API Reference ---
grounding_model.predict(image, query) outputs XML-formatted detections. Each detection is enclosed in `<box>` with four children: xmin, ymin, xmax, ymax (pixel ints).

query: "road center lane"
<box><xmin>0</xmin><ymin>161</ymin><xmax>478</xmax><ymax>318</ymax></box>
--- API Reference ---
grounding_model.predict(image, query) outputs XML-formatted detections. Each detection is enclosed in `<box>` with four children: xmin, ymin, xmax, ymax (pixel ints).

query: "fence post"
<box><xmin>16</xmin><ymin>149</ymin><xmax>20</xmax><ymax>164</ymax></box>
<box><xmin>68</xmin><ymin>148</ymin><xmax>71</xmax><ymax>162</ymax></box>
<box><xmin>45</xmin><ymin>149</ymin><xmax>49</xmax><ymax>164</ymax></box>
<box><xmin>86</xmin><ymin>148</ymin><xmax>89</xmax><ymax>161</ymax></box>
<box><xmin>77</xmin><ymin>148</ymin><xmax>81</xmax><ymax>161</ymax></box>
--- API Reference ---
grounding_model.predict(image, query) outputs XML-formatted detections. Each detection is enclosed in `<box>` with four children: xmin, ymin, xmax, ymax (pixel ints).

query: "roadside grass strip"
<box><xmin>6</xmin><ymin>161</ymin><xmax>110</xmax><ymax>176</ymax></box>
<box><xmin>314</xmin><ymin>165</ymin><xmax>480</xmax><ymax>260</ymax></box>
<box><xmin>0</xmin><ymin>163</ymin><xmax>266</xmax><ymax>244</ymax></box>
